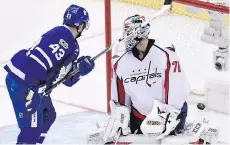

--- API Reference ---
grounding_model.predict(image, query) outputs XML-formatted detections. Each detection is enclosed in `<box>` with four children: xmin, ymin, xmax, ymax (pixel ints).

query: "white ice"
<box><xmin>0</xmin><ymin>0</ymin><xmax>229</xmax><ymax>144</ymax></box>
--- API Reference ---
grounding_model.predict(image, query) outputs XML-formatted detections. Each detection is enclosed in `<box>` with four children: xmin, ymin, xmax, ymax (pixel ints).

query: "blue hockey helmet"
<box><xmin>63</xmin><ymin>4</ymin><xmax>90</xmax><ymax>30</ymax></box>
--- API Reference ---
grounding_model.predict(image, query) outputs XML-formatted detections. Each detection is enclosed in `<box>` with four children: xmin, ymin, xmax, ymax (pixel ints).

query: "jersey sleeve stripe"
<box><xmin>164</xmin><ymin>55</ymin><xmax>170</xmax><ymax>104</ymax></box>
<box><xmin>153</xmin><ymin>44</ymin><xmax>171</xmax><ymax>104</ymax></box>
<box><xmin>6</xmin><ymin>61</ymin><xmax>26</xmax><ymax>80</ymax></box>
<box><xmin>35</xmin><ymin>47</ymin><xmax>53</xmax><ymax>68</ymax></box>
<box><xmin>30</xmin><ymin>54</ymin><xmax>47</xmax><ymax>70</ymax></box>
<box><xmin>116</xmin><ymin>77</ymin><xmax>126</xmax><ymax>105</ymax></box>
<box><xmin>113</xmin><ymin>62</ymin><xmax>118</xmax><ymax>73</ymax></box>
<box><xmin>40</xmin><ymin>133</ymin><xmax>46</xmax><ymax>137</ymax></box>
<box><xmin>31</xmin><ymin>111</ymin><xmax>38</xmax><ymax>127</ymax></box>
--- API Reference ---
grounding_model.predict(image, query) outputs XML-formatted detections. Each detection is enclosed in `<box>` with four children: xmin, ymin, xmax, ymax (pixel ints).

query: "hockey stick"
<box><xmin>118</xmin><ymin>5</ymin><xmax>171</xmax><ymax>42</ymax></box>
<box><xmin>45</xmin><ymin>41</ymin><xmax>117</xmax><ymax>94</ymax></box>
<box><xmin>45</xmin><ymin>5</ymin><xmax>171</xmax><ymax>94</ymax></box>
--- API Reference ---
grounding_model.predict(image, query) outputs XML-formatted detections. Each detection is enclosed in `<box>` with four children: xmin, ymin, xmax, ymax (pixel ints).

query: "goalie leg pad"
<box><xmin>103</xmin><ymin>100</ymin><xmax>130</xmax><ymax>143</ymax></box>
<box><xmin>199</xmin><ymin>124</ymin><xmax>219</xmax><ymax>144</ymax></box>
<box><xmin>185</xmin><ymin>121</ymin><xmax>220</xmax><ymax>144</ymax></box>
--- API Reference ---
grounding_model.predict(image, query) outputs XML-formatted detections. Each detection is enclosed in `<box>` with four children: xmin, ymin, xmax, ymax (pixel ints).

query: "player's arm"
<box><xmin>63</xmin><ymin>55</ymin><xmax>95</xmax><ymax>87</ymax></box>
<box><xmin>49</xmin><ymin>27</ymin><xmax>95</xmax><ymax>87</ymax></box>
<box><xmin>111</xmin><ymin>63</ymin><xmax>132</xmax><ymax>107</ymax></box>
<box><xmin>59</xmin><ymin>50</ymin><xmax>81</xmax><ymax>87</ymax></box>
<box><xmin>154</xmin><ymin>46</ymin><xmax>190</xmax><ymax>138</ymax></box>
<box><xmin>161</xmin><ymin>46</ymin><xmax>190</xmax><ymax>136</ymax></box>
<box><xmin>165</xmin><ymin>46</ymin><xmax>190</xmax><ymax>109</ymax></box>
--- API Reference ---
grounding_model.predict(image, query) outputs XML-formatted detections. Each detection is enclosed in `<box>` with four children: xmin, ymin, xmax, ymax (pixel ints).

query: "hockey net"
<box><xmin>116</xmin><ymin>0</ymin><xmax>229</xmax><ymax>25</ymax></box>
<box><xmin>109</xmin><ymin>0</ymin><xmax>229</xmax><ymax>99</ymax></box>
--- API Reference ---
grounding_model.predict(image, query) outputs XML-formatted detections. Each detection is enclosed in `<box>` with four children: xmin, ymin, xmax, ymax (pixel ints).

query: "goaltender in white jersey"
<box><xmin>112</xmin><ymin>38</ymin><xmax>189</xmax><ymax>116</ymax></box>
<box><xmin>87</xmin><ymin>14</ymin><xmax>220</xmax><ymax>145</ymax></box>
<box><xmin>108</xmin><ymin>14</ymin><xmax>189</xmax><ymax>142</ymax></box>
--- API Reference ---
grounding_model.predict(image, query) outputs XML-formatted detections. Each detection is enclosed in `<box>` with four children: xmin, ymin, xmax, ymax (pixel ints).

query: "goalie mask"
<box><xmin>123</xmin><ymin>14</ymin><xmax>150</xmax><ymax>51</ymax></box>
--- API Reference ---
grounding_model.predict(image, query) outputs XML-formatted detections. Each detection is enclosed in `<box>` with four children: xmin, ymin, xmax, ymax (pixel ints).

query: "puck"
<box><xmin>197</xmin><ymin>103</ymin><xmax>205</xmax><ymax>110</ymax></box>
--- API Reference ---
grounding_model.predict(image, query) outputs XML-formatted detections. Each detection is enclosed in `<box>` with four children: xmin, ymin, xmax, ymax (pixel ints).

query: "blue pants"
<box><xmin>5</xmin><ymin>74</ymin><xmax>56</xmax><ymax>144</ymax></box>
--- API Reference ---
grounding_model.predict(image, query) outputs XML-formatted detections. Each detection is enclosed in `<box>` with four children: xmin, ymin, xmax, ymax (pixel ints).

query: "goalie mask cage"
<box><xmin>105</xmin><ymin>0</ymin><xmax>229</xmax><ymax>112</ymax></box>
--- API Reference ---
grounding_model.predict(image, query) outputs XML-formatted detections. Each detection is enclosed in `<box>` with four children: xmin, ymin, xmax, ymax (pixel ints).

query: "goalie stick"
<box><xmin>45</xmin><ymin>5</ymin><xmax>171</xmax><ymax>94</ymax></box>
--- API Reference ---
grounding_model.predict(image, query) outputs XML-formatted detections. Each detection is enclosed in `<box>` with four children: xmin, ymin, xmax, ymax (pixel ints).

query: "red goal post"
<box><xmin>104</xmin><ymin>0</ymin><xmax>229</xmax><ymax>113</ymax></box>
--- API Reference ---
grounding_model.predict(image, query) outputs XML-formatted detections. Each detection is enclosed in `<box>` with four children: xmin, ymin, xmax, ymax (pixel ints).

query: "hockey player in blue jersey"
<box><xmin>4</xmin><ymin>4</ymin><xmax>94</xmax><ymax>144</ymax></box>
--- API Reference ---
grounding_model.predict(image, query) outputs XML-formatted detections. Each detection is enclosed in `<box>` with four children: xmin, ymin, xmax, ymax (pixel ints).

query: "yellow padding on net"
<box><xmin>120</xmin><ymin>0</ymin><xmax>229</xmax><ymax>26</ymax></box>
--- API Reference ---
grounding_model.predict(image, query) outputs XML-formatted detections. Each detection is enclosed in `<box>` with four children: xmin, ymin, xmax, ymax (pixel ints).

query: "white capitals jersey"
<box><xmin>111</xmin><ymin>39</ymin><xmax>190</xmax><ymax>119</ymax></box>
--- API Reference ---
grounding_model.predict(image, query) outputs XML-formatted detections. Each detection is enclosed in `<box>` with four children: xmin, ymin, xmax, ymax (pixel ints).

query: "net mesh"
<box><xmin>111</xmin><ymin>0</ymin><xmax>229</xmax><ymax>97</ymax></box>
<box><xmin>117</xmin><ymin>0</ymin><xmax>229</xmax><ymax>25</ymax></box>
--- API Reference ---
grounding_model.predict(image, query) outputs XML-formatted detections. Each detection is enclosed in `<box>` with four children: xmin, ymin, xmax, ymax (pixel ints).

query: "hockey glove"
<box><xmin>25</xmin><ymin>84</ymin><xmax>46</xmax><ymax>114</ymax></box>
<box><xmin>140</xmin><ymin>100</ymin><xmax>180</xmax><ymax>139</ymax></box>
<box><xmin>74</xmin><ymin>56</ymin><xmax>95</xmax><ymax>76</ymax></box>
<box><xmin>140</xmin><ymin>100</ymin><xmax>166</xmax><ymax>138</ymax></box>
<box><xmin>63</xmin><ymin>72</ymin><xmax>81</xmax><ymax>87</ymax></box>
<box><xmin>156</xmin><ymin>104</ymin><xmax>181</xmax><ymax>139</ymax></box>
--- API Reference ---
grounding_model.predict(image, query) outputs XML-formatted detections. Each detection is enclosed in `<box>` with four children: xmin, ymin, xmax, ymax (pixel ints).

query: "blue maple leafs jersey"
<box><xmin>4</xmin><ymin>26</ymin><xmax>79</xmax><ymax>86</ymax></box>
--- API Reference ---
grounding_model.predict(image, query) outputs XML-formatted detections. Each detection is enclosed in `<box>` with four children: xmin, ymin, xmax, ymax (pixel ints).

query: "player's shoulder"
<box><xmin>41</xmin><ymin>25</ymin><xmax>78</xmax><ymax>50</ymax></box>
<box><xmin>152</xmin><ymin>38</ymin><xmax>176</xmax><ymax>53</ymax></box>
<box><xmin>152</xmin><ymin>38</ymin><xmax>180</xmax><ymax>62</ymax></box>
<box><xmin>43</xmin><ymin>26</ymin><xmax>74</xmax><ymax>41</ymax></box>
<box><xmin>112</xmin><ymin>51</ymin><xmax>130</xmax><ymax>70</ymax></box>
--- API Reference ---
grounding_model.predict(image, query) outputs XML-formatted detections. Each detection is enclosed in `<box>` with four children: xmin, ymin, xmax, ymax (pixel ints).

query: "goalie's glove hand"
<box><xmin>156</xmin><ymin>105</ymin><xmax>181</xmax><ymax>139</ymax></box>
<box><xmin>25</xmin><ymin>84</ymin><xmax>46</xmax><ymax>114</ymax></box>
<box><xmin>74</xmin><ymin>56</ymin><xmax>95</xmax><ymax>76</ymax></box>
<box><xmin>140</xmin><ymin>100</ymin><xmax>180</xmax><ymax>139</ymax></box>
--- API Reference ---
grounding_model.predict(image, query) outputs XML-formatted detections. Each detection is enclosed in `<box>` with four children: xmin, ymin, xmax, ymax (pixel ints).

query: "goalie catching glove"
<box><xmin>140</xmin><ymin>100</ymin><xmax>181</xmax><ymax>139</ymax></box>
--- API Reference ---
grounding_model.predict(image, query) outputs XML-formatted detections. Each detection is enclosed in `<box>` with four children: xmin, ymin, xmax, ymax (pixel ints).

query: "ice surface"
<box><xmin>0</xmin><ymin>0</ymin><xmax>229</xmax><ymax>112</ymax></box>
<box><xmin>0</xmin><ymin>104</ymin><xmax>228</xmax><ymax>144</ymax></box>
<box><xmin>0</xmin><ymin>111</ymin><xmax>109</xmax><ymax>144</ymax></box>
